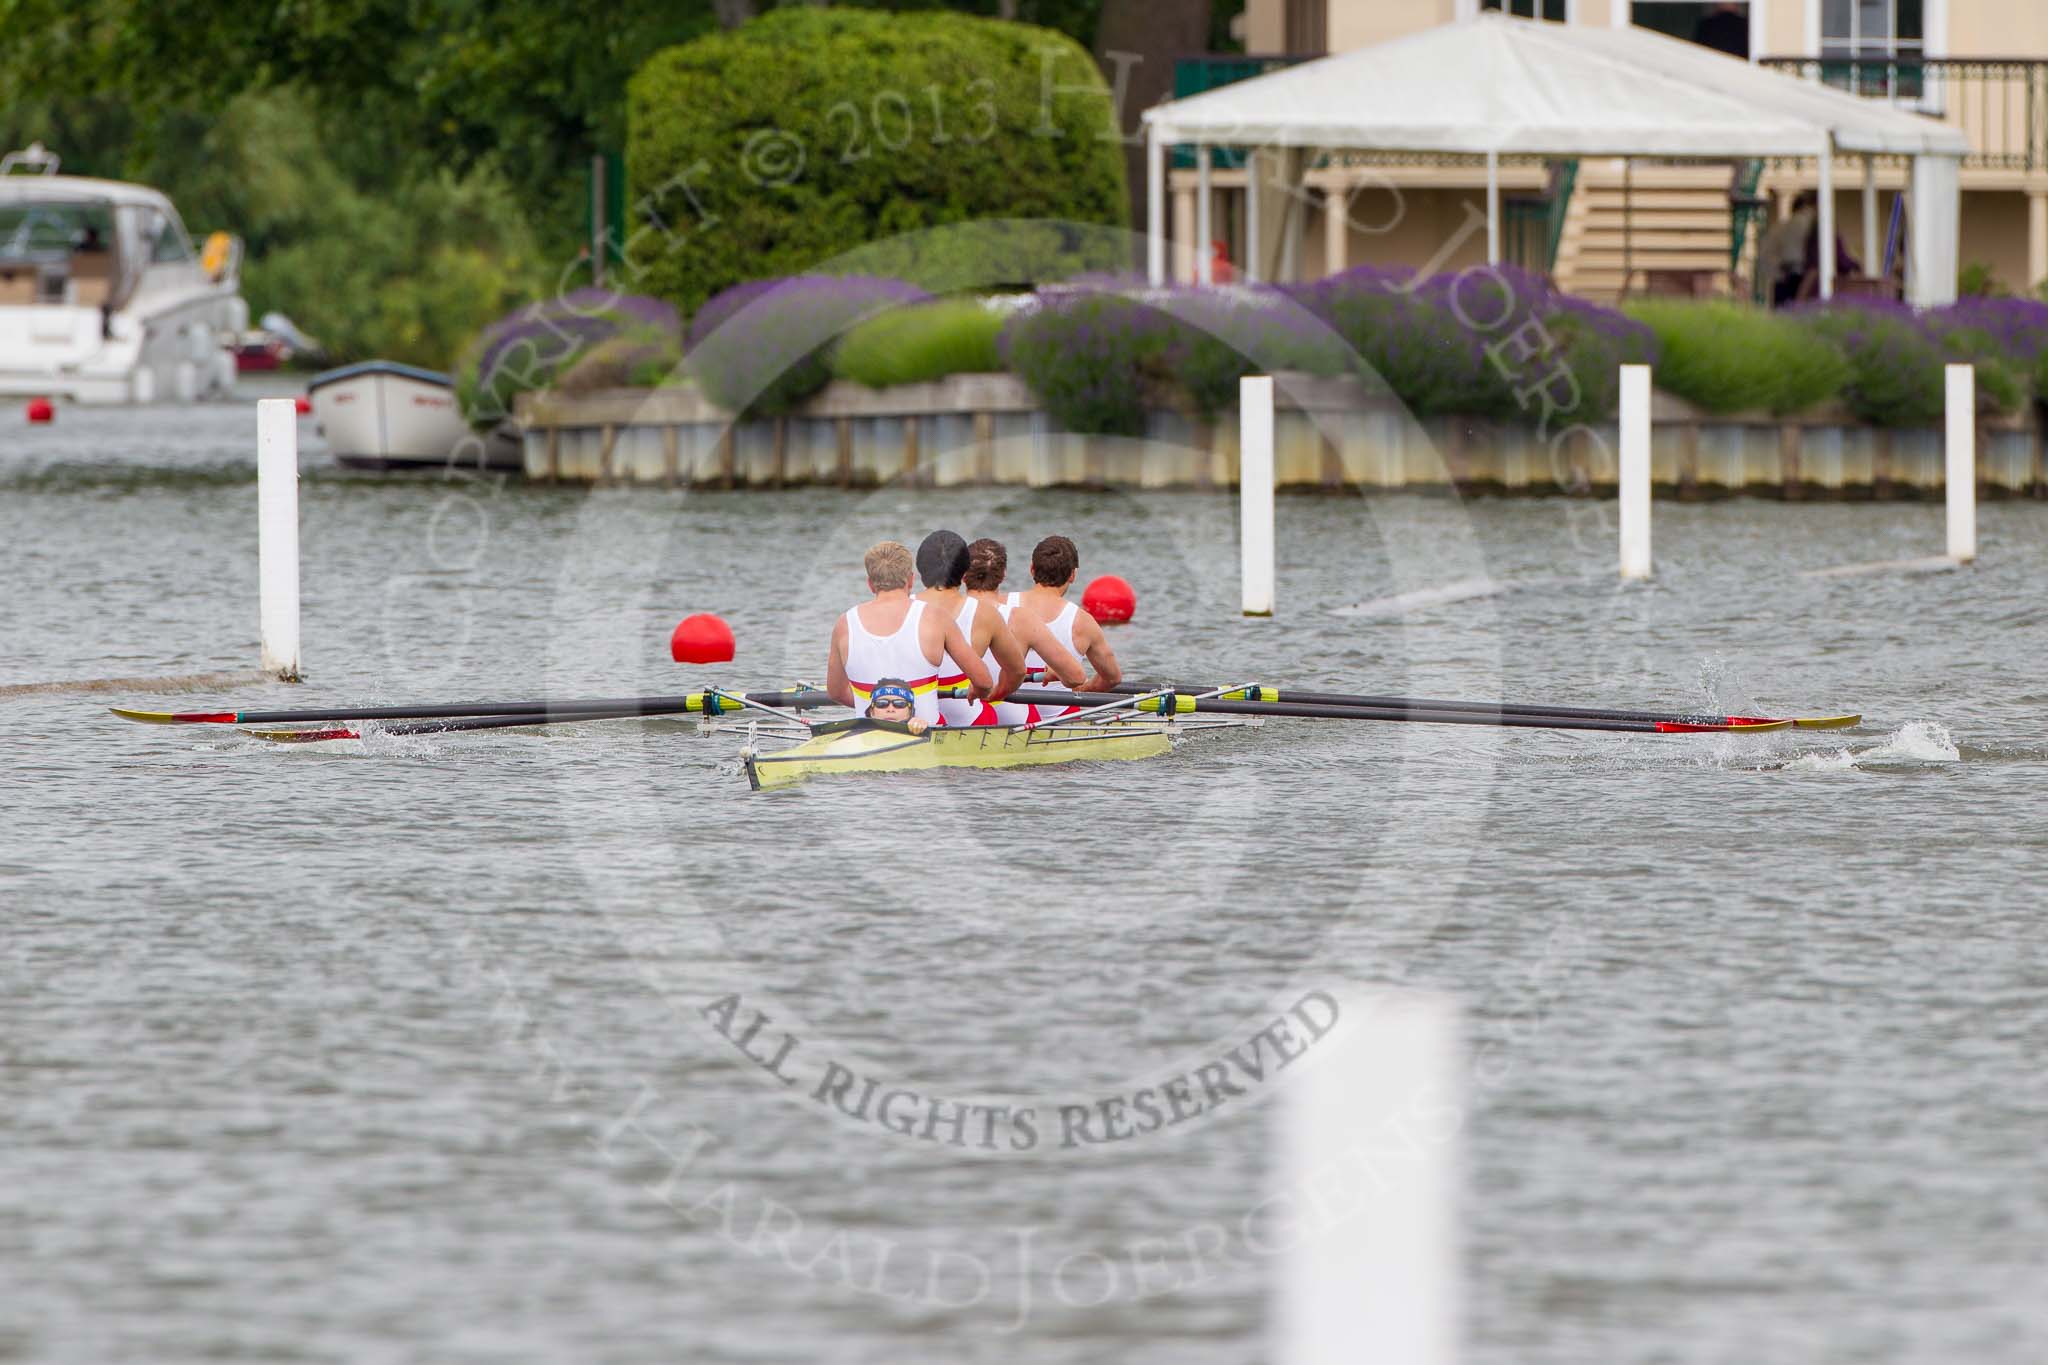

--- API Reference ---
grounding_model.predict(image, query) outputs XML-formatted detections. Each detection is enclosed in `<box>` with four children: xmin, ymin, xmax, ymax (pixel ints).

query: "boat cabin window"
<box><xmin>0</xmin><ymin>201</ymin><xmax>116</xmax><ymax>264</ymax></box>
<box><xmin>144</xmin><ymin>208</ymin><xmax>195</xmax><ymax>264</ymax></box>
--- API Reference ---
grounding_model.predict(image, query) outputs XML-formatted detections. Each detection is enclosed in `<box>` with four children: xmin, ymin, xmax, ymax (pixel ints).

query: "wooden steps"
<box><xmin>1553</xmin><ymin>164</ymin><xmax>1750</xmax><ymax>303</ymax></box>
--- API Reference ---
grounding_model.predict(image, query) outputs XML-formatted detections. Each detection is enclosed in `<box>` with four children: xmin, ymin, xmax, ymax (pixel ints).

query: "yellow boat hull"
<box><xmin>744</xmin><ymin>719</ymin><xmax>1173</xmax><ymax>791</ymax></box>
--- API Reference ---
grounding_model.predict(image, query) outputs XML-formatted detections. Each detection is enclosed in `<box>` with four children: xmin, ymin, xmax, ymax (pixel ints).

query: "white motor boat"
<box><xmin>307</xmin><ymin>360</ymin><xmax>518</xmax><ymax>471</ymax></box>
<box><xmin>0</xmin><ymin>143</ymin><xmax>245</xmax><ymax>404</ymax></box>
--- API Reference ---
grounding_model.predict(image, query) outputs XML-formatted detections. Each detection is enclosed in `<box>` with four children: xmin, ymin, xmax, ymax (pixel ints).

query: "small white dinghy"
<box><xmin>306</xmin><ymin>360</ymin><xmax>517</xmax><ymax>471</ymax></box>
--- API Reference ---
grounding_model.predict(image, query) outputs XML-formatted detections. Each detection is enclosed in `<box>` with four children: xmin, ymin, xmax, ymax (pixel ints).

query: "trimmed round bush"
<box><xmin>832</xmin><ymin>298</ymin><xmax>1008</xmax><ymax>389</ymax></box>
<box><xmin>688</xmin><ymin>274</ymin><xmax>927</xmax><ymax>414</ymax></box>
<box><xmin>1624</xmin><ymin>299</ymin><xmax>1848</xmax><ymax>416</ymax></box>
<box><xmin>626</xmin><ymin>8</ymin><xmax>1129</xmax><ymax>318</ymax></box>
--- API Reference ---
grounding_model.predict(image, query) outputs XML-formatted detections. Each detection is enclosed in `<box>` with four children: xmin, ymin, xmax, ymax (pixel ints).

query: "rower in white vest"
<box><xmin>827</xmin><ymin>540</ymin><xmax>990</xmax><ymax>725</ymax></box>
<box><xmin>914</xmin><ymin>529</ymin><xmax>1031</xmax><ymax>727</ymax></box>
<box><xmin>962</xmin><ymin>537</ymin><xmax>1087</xmax><ymax>725</ymax></box>
<box><xmin>1006</xmin><ymin>535</ymin><xmax>1121</xmax><ymax>717</ymax></box>
<box><xmin>917</xmin><ymin>527</ymin><xmax>1089</xmax><ymax>732</ymax></box>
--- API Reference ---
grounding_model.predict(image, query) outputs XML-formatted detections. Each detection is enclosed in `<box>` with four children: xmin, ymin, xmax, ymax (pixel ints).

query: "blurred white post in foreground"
<box><xmin>1618</xmin><ymin>364</ymin><xmax>1653</xmax><ymax>581</ymax></box>
<box><xmin>1275</xmin><ymin>989</ymin><xmax>1461</xmax><ymax>1365</ymax></box>
<box><xmin>1241</xmin><ymin>375</ymin><xmax>1275</xmax><ymax>616</ymax></box>
<box><xmin>1946</xmin><ymin>364</ymin><xmax>1976</xmax><ymax>563</ymax></box>
<box><xmin>257</xmin><ymin>398</ymin><xmax>302</xmax><ymax>680</ymax></box>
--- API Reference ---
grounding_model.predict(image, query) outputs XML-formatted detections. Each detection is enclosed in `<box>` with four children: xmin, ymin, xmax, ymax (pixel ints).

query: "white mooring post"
<box><xmin>1618</xmin><ymin>364</ymin><xmax>1653</xmax><ymax>581</ymax></box>
<box><xmin>257</xmin><ymin>398</ymin><xmax>302</xmax><ymax>680</ymax></box>
<box><xmin>1241</xmin><ymin>375</ymin><xmax>1275</xmax><ymax>616</ymax></box>
<box><xmin>1946</xmin><ymin>364</ymin><xmax>1977</xmax><ymax>563</ymax></box>
<box><xmin>1274</xmin><ymin>989</ymin><xmax>1461</xmax><ymax>1365</ymax></box>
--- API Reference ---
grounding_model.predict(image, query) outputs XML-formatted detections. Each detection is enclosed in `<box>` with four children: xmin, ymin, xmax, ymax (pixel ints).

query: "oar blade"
<box><xmin>111</xmin><ymin>706</ymin><xmax>238</xmax><ymax>724</ymax></box>
<box><xmin>1793</xmin><ymin>714</ymin><xmax>1862</xmax><ymax>730</ymax></box>
<box><xmin>246</xmin><ymin>726</ymin><xmax>362</xmax><ymax>743</ymax></box>
<box><xmin>1653</xmin><ymin>718</ymin><xmax>1794</xmax><ymax>733</ymax></box>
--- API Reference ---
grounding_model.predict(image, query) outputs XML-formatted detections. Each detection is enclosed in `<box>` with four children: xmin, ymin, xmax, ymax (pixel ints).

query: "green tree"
<box><xmin>625</xmin><ymin>7</ymin><xmax>1129</xmax><ymax>316</ymax></box>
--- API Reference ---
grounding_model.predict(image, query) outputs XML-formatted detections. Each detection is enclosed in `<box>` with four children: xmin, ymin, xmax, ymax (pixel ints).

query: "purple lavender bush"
<box><xmin>1298</xmin><ymin>264</ymin><xmax>1654</xmax><ymax>424</ymax></box>
<box><xmin>458</xmin><ymin>290</ymin><xmax>680</xmax><ymax>425</ymax></box>
<box><xmin>1150</xmin><ymin>287</ymin><xmax>1355</xmax><ymax>418</ymax></box>
<box><xmin>999</xmin><ymin>293</ymin><xmax>1173</xmax><ymax>436</ymax></box>
<box><xmin>687</xmin><ymin>275</ymin><xmax>928</xmax><ymax>415</ymax></box>
<box><xmin>1006</xmin><ymin>268</ymin><xmax>1654</xmax><ymax>436</ymax></box>
<box><xmin>1790</xmin><ymin>297</ymin><xmax>2024</xmax><ymax>424</ymax></box>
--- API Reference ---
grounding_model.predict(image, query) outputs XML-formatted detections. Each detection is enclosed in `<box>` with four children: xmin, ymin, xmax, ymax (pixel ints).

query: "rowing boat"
<box><xmin>109</xmin><ymin>678</ymin><xmax>1862</xmax><ymax>792</ymax></box>
<box><xmin>742</xmin><ymin>716</ymin><xmax>1176</xmax><ymax>791</ymax></box>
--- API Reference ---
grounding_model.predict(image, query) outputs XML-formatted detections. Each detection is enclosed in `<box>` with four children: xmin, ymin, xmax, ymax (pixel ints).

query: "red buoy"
<box><xmin>671</xmin><ymin>613</ymin><xmax>736</xmax><ymax>664</ymax></box>
<box><xmin>25</xmin><ymin>397</ymin><xmax>54</xmax><ymax>424</ymax></box>
<box><xmin>1082</xmin><ymin>574</ymin><xmax>1137</xmax><ymax>624</ymax></box>
<box><xmin>294</xmin><ymin>395</ymin><xmax>312</xmax><ymax>416</ymax></box>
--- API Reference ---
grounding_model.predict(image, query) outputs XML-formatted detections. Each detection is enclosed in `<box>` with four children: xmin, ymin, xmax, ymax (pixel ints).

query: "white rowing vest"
<box><xmin>1007</xmin><ymin>592</ymin><xmax>1082</xmax><ymax>720</ymax></box>
<box><xmin>1008</xmin><ymin>592</ymin><xmax>1080</xmax><ymax>681</ymax></box>
<box><xmin>843</xmin><ymin>599</ymin><xmax>940</xmax><ymax>724</ymax></box>
<box><xmin>935</xmin><ymin>596</ymin><xmax>986</xmax><ymax>728</ymax></box>
<box><xmin>982</xmin><ymin>599</ymin><xmax>1032</xmax><ymax>726</ymax></box>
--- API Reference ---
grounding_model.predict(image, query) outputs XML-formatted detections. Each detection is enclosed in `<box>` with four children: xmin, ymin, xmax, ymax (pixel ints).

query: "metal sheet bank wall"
<box><xmin>515</xmin><ymin>374</ymin><xmax>2047</xmax><ymax>498</ymax></box>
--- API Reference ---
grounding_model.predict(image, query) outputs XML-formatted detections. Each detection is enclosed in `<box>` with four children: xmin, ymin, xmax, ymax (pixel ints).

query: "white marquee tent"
<box><xmin>1141</xmin><ymin>14</ymin><xmax>1971</xmax><ymax>305</ymax></box>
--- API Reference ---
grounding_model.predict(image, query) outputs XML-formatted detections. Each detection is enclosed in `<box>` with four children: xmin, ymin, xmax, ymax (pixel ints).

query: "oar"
<box><xmin>245</xmin><ymin>708</ymin><xmax>703</xmax><ymax>742</ymax></box>
<box><xmin>1108</xmin><ymin>682</ymin><xmax>1858</xmax><ymax>730</ymax></box>
<box><xmin>1019</xmin><ymin>681</ymin><xmax>1250</xmax><ymax>732</ymax></box>
<box><xmin>998</xmin><ymin>687</ymin><xmax>1790</xmax><ymax>734</ymax></box>
<box><xmin>112</xmin><ymin>689</ymin><xmax>835</xmax><ymax>726</ymax></box>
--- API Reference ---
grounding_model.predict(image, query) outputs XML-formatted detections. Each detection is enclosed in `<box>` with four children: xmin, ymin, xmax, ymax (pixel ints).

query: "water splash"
<box><xmin>1781</xmin><ymin>721</ymin><xmax>1961</xmax><ymax>772</ymax></box>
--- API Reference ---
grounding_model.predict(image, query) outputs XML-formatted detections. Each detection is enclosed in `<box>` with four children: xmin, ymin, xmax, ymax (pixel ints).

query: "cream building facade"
<box><xmin>1166</xmin><ymin>0</ymin><xmax>2047</xmax><ymax>297</ymax></box>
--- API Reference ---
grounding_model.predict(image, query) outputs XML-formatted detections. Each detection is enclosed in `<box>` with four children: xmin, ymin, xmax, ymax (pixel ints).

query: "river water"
<box><xmin>4</xmin><ymin>392</ymin><xmax>2045</xmax><ymax>1363</ymax></box>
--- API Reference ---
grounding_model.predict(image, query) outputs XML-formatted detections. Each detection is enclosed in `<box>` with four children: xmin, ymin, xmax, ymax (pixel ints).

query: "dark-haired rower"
<box><xmin>962</xmin><ymin>537</ymin><xmax>1087</xmax><ymax>725</ymax></box>
<box><xmin>1008</xmin><ymin>535</ymin><xmax>1121</xmax><ymax>710</ymax></box>
<box><xmin>916</xmin><ymin>529</ymin><xmax>1083</xmax><ymax>726</ymax></box>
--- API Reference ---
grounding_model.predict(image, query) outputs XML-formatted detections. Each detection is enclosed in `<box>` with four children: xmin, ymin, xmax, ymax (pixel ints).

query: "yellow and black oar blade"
<box><xmin>1110</xmin><ymin>682</ymin><xmax>1858</xmax><ymax>731</ymax></box>
<box><xmin>1002</xmin><ymin>688</ymin><xmax>1827</xmax><ymax>735</ymax></box>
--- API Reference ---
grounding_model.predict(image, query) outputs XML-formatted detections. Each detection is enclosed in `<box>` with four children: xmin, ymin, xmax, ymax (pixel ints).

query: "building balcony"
<box><xmin>1760</xmin><ymin>58</ymin><xmax>2048</xmax><ymax>177</ymax></box>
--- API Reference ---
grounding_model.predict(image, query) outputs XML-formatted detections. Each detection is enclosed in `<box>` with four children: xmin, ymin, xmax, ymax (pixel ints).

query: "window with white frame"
<box><xmin>1820</xmin><ymin>0</ymin><xmax>1924</xmax><ymax>97</ymax></box>
<box><xmin>1483</xmin><ymin>0</ymin><xmax>1569</xmax><ymax>21</ymax></box>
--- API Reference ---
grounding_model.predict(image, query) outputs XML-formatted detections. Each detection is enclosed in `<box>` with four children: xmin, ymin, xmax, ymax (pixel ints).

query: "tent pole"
<box><xmin>1485</xmin><ymin>150</ymin><xmax>1501</xmax><ymax>266</ymax></box>
<box><xmin>1248</xmin><ymin>148</ymin><xmax>1263</xmax><ymax>284</ymax></box>
<box><xmin>1818</xmin><ymin>141</ymin><xmax>1836</xmax><ymax>300</ymax></box>
<box><xmin>1197</xmin><ymin>144</ymin><xmax>1214</xmax><ymax>286</ymax></box>
<box><xmin>1623</xmin><ymin>158</ymin><xmax>1633</xmax><ymax>296</ymax></box>
<box><xmin>1146</xmin><ymin>124</ymin><xmax>1166</xmax><ymax>286</ymax></box>
<box><xmin>1861</xmin><ymin>154</ymin><xmax>1878</xmax><ymax>280</ymax></box>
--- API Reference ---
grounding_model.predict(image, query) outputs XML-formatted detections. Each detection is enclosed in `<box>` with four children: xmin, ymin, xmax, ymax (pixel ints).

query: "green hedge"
<box><xmin>624</xmin><ymin>8</ymin><xmax>1128</xmax><ymax>318</ymax></box>
<box><xmin>1622</xmin><ymin>300</ymin><xmax>1849</xmax><ymax>416</ymax></box>
<box><xmin>832</xmin><ymin>298</ymin><xmax>1007</xmax><ymax>388</ymax></box>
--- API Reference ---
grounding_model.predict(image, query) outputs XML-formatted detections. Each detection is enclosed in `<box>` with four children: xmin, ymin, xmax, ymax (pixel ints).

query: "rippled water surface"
<box><xmin>4</xmin><ymin>394</ymin><xmax>2045</xmax><ymax>1363</ymax></box>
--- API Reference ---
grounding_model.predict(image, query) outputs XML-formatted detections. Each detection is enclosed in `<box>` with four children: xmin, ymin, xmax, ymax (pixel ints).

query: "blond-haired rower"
<box><xmin>827</xmin><ymin>540</ymin><xmax>991</xmax><ymax>726</ymax></box>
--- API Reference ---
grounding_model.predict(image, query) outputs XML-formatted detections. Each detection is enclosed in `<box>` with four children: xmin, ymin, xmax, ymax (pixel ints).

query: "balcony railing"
<box><xmin>1760</xmin><ymin>57</ymin><xmax>2048</xmax><ymax>171</ymax></box>
<box><xmin>1170</xmin><ymin>55</ymin><xmax>1316</xmax><ymax>167</ymax></box>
